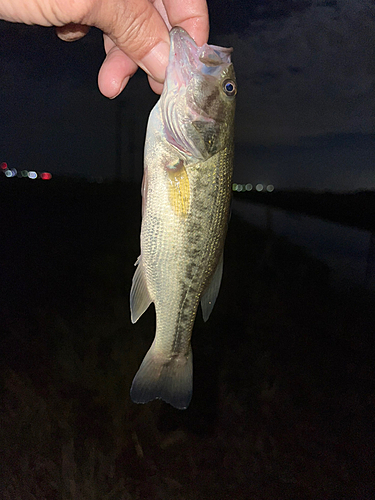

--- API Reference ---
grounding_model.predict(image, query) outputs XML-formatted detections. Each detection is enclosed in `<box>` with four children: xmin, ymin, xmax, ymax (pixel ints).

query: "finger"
<box><xmin>89</xmin><ymin>0</ymin><xmax>170</xmax><ymax>84</ymax></box>
<box><xmin>98</xmin><ymin>36</ymin><xmax>138</xmax><ymax>98</ymax></box>
<box><xmin>147</xmin><ymin>75</ymin><xmax>164</xmax><ymax>95</ymax></box>
<box><xmin>56</xmin><ymin>23</ymin><xmax>90</xmax><ymax>42</ymax></box>
<box><xmin>162</xmin><ymin>0</ymin><xmax>209</xmax><ymax>45</ymax></box>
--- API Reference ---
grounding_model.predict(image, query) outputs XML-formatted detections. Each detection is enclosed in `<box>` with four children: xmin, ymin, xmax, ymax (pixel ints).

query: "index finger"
<box><xmin>162</xmin><ymin>0</ymin><xmax>209</xmax><ymax>46</ymax></box>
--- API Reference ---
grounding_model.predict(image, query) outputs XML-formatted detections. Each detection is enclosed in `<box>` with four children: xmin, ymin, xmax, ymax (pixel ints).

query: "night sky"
<box><xmin>1</xmin><ymin>0</ymin><xmax>374</xmax><ymax>189</ymax></box>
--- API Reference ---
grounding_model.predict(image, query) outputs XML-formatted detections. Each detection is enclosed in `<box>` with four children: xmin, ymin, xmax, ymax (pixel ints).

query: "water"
<box><xmin>232</xmin><ymin>199</ymin><xmax>375</xmax><ymax>290</ymax></box>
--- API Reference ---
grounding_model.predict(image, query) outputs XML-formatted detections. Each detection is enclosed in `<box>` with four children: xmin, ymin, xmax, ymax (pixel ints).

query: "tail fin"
<box><xmin>130</xmin><ymin>342</ymin><xmax>193</xmax><ymax>410</ymax></box>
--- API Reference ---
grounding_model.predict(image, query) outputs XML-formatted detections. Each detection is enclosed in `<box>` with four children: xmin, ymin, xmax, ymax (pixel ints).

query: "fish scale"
<box><xmin>130</xmin><ymin>27</ymin><xmax>236</xmax><ymax>409</ymax></box>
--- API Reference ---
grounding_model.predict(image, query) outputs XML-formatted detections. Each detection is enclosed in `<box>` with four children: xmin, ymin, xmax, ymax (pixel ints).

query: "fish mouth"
<box><xmin>166</xmin><ymin>27</ymin><xmax>233</xmax><ymax>91</ymax></box>
<box><xmin>167</xmin><ymin>27</ymin><xmax>199</xmax><ymax>88</ymax></box>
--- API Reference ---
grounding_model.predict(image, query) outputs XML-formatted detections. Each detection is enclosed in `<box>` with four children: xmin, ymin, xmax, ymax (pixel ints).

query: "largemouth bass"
<box><xmin>130</xmin><ymin>27</ymin><xmax>236</xmax><ymax>409</ymax></box>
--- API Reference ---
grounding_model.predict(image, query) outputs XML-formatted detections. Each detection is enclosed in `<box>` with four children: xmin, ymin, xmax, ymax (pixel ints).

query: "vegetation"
<box><xmin>1</xmin><ymin>179</ymin><xmax>374</xmax><ymax>499</ymax></box>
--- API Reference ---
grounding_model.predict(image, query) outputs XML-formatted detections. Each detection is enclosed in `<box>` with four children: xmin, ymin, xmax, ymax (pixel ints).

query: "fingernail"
<box><xmin>140</xmin><ymin>40</ymin><xmax>170</xmax><ymax>83</ymax></box>
<box><xmin>110</xmin><ymin>76</ymin><xmax>129</xmax><ymax>99</ymax></box>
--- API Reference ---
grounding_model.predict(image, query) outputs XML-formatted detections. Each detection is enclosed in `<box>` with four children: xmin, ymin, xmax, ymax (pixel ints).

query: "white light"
<box><xmin>28</xmin><ymin>171</ymin><xmax>37</xmax><ymax>179</ymax></box>
<box><xmin>266</xmin><ymin>185</ymin><xmax>274</xmax><ymax>192</ymax></box>
<box><xmin>256</xmin><ymin>183</ymin><xmax>263</xmax><ymax>192</ymax></box>
<box><xmin>236</xmin><ymin>184</ymin><xmax>243</xmax><ymax>192</ymax></box>
<box><xmin>5</xmin><ymin>169</ymin><xmax>13</xmax><ymax>177</ymax></box>
<box><xmin>245</xmin><ymin>183</ymin><xmax>252</xmax><ymax>191</ymax></box>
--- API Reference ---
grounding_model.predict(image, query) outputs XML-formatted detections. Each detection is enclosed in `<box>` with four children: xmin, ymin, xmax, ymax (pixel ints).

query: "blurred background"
<box><xmin>1</xmin><ymin>1</ymin><xmax>375</xmax><ymax>498</ymax></box>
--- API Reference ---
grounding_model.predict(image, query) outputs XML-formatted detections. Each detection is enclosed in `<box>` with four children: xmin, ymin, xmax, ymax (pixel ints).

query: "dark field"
<box><xmin>234</xmin><ymin>189</ymin><xmax>375</xmax><ymax>232</ymax></box>
<box><xmin>1</xmin><ymin>179</ymin><xmax>375</xmax><ymax>499</ymax></box>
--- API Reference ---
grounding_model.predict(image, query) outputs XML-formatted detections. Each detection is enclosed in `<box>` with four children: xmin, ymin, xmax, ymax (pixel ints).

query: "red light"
<box><xmin>41</xmin><ymin>172</ymin><xmax>52</xmax><ymax>180</ymax></box>
<box><xmin>1</xmin><ymin>162</ymin><xmax>8</xmax><ymax>170</ymax></box>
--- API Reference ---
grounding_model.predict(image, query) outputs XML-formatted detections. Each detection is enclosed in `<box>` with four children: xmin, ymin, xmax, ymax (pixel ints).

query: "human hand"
<box><xmin>0</xmin><ymin>0</ymin><xmax>209</xmax><ymax>97</ymax></box>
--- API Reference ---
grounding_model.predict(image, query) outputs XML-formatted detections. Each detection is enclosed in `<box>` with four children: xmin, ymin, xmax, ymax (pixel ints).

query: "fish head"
<box><xmin>161</xmin><ymin>27</ymin><xmax>237</xmax><ymax>161</ymax></box>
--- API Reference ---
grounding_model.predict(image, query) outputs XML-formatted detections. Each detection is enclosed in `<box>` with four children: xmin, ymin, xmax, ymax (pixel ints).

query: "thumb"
<box><xmin>90</xmin><ymin>0</ymin><xmax>170</xmax><ymax>83</ymax></box>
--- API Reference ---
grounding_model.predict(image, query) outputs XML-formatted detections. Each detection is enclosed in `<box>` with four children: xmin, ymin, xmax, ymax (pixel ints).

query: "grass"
<box><xmin>1</xmin><ymin>179</ymin><xmax>375</xmax><ymax>499</ymax></box>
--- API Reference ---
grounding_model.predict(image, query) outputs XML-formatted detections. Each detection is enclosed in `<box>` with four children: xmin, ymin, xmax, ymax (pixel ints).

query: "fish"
<box><xmin>130</xmin><ymin>26</ymin><xmax>236</xmax><ymax>410</ymax></box>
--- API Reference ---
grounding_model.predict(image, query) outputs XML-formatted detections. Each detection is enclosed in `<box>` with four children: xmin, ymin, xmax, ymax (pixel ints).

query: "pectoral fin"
<box><xmin>167</xmin><ymin>160</ymin><xmax>190</xmax><ymax>217</ymax></box>
<box><xmin>130</xmin><ymin>257</ymin><xmax>152</xmax><ymax>323</ymax></box>
<box><xmin>141</xmin><ymin>167</ymin><xmax>148</xmax><ymax>218</ymax></box>
<box><xmin>200</xmin><ymin>252</ymin><xmax>224</xmax><ymax>322</ymax></box>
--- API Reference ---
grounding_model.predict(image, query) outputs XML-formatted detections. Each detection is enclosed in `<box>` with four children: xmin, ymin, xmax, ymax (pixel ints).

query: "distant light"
<box><xmin>5</xmin><ymin>169</ymin><xmax>13</xmax><ymax>178</ymax></box>
<box><xmin>245</xmin><ymin>183</ymin><xmax>253</xmax><ymax>191</ymax></box>
<box><xmin>41</xmin><ymin>172</ymin><xmax>52</xmax><ymax>180</ymax></box>
<box><xmin>236</xmin><ymin>184</ymin><xmax>243</xmax><ymax>192</ymax></box>
<box><xmin>28</xmin><ymin>171</ymin><xmax>37</xmax><ymax>179</ymax></box>
<box><xmin>232</xmin><ymin>183</ymin><xmax>238</xmax><ymax>191</ymax></box>
<box><xmin>266</xmin><ymin>185</ymin><xmax>274</xmax><ymax>192</ymax></box>
<box><xmin>256</xmin><ymin>183</ymin><xmax>264</xmax><ymax>192</ymax></box>
<box><xmin>1</xmin><ymin>162</ymin><xmax>8</xmax><ymax>170</ymax></box>
<box><xmin>21</xmin><ymin>170</ymin><xmax>29</xmax><ymax>177</ymax></box>
<box><xmin>10</xmin><ymin>168</ymin><xmax>17</xmax><ymax>176</ymax></box>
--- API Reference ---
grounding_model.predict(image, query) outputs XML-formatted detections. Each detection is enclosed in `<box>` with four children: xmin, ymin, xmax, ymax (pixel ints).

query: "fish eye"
<box><xmin>222</xmin><ymin>79</ymin><xmax>236</xmax><ymax>97</ymax></box>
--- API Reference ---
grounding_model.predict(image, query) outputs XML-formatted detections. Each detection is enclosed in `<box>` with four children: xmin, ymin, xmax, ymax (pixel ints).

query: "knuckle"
<box><xmin>115</xmin><ymin>3</ymin><xmax>156</xmax><ymax>57</ymax></box>
<box><xmin>54</xmin><ymin>0</ymin><xmax>94</xmax><ymax>24</ymax></box>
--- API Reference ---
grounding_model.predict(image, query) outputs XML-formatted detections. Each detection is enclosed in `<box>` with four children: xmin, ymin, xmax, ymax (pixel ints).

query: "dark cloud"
<box><xmin>287</xmin><ymin>66</ymin><xmax>303</xmax><ymax>74</ymax></box>
<box><xmin>225</xmin><ymin>0</ymin><xmax>375</xmax><ymax>144</ymax></box>
<box><xmin>235</xmin><ymin>133</ymin><xmax>375</xmax><ymax>190</ymax></box>
<box><xmin>209</xmin><ymin>0</ymin><xmax>312</xmax><ymax>37</ymax></box>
